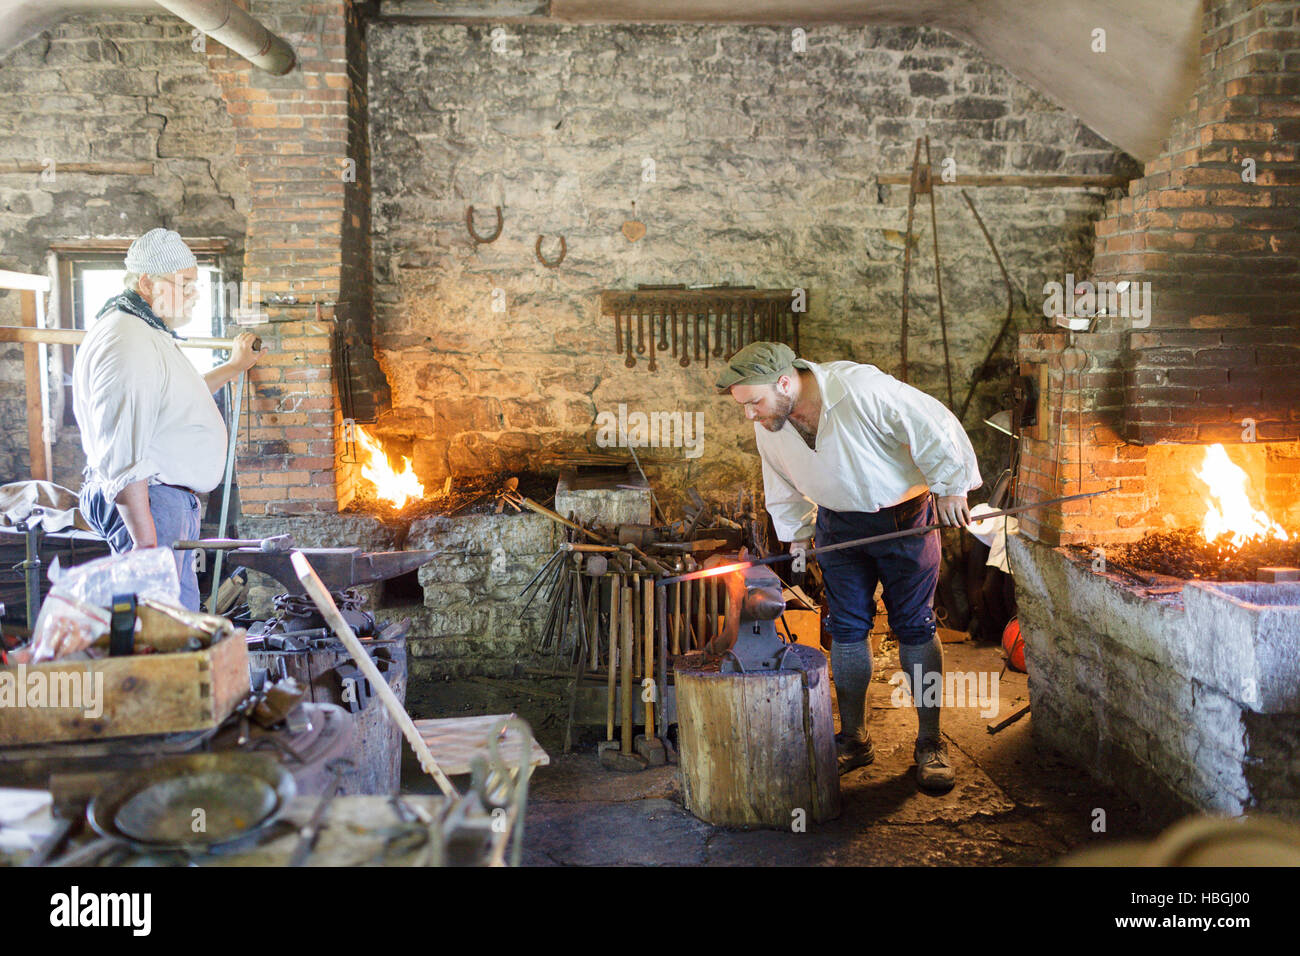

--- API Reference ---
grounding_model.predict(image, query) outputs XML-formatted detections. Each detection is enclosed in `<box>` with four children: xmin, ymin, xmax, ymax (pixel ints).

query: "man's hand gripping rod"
<box><xmin>655</xmin><ymin>489</ymin><xmax>1113</xmax><ymax>587</ymax></box>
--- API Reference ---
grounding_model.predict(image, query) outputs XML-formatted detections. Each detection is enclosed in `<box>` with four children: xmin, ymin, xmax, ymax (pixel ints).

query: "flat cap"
<box><xmin>124</xmin><ymin>228</ymin><xmax>197</xmax><ymax>275</ymax></box>
<box><xmin>714</xmin><ymin>341</ymin><xmax>799</xmax><ymax>389</ymax></box>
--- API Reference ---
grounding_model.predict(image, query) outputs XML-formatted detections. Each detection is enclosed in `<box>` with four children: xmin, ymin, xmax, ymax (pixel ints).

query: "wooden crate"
<box><xmin>0</xmin><ymin>604</ymin><xmax>249</xmax><ymax>746</ymax></box>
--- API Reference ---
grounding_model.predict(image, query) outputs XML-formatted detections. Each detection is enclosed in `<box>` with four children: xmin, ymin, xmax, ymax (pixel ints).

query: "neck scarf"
<box><xmin>96</xmin><ymin>289</ymin><xmax>183</xmax><ymax>339</ymax></box>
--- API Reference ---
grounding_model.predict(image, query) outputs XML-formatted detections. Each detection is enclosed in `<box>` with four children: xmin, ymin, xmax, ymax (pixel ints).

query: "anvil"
<box><xmin>228</xmin><ymin>547</ymin><xmax>441</xmax><ymax>595</ymax></box>
<box><xmin>704</xmin><ymin>555</ymin><xmax>801</xmax><ymax>674</ymax></box>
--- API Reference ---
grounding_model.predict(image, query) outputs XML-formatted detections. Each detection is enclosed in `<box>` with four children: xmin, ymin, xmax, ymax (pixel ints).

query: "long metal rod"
<box><xmin>898</xmin><ymin>138</ymin><xmax>922</xmax><ymax>384</ymax></box>
<box><xmin>656</xmin><ymin>489</ymin><xmax>1112</xmax><ymax>586</ymax></box>
<box><xmin>924</xmin><ymin>136</ymin><xmax>954</xmax><ymax>410</ymax></box>
<box><xmin>957</xmin><ymin>189</ymin><xmax>1016</xmax><ymax>423</ymax></box>
<box><xmin>206</xmin><ymin>370</ymin><xmax>245</xmax><ymax>613</ymax></box>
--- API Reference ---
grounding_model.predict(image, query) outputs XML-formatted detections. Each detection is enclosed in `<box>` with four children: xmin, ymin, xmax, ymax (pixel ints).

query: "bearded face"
<box><xmin>731</xmin><ymin>381</ymin><xmax>797</xmax><ymax>432</ymax></box>
<box><xmin>757</xmin><ymin>388</ymin><xmax>796</xmax><ymax>432</ymax></box>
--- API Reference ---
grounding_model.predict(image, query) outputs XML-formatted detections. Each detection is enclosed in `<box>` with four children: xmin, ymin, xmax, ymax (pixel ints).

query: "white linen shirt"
<box><xmin>756</xmin><ymin>359</ymin><xmax>982</xmax><ymax>541</ymax></box>
<box><xmin>72</xmin><ymin>307</ymin><xmax>227</xmax><ymax>502</ymax></box>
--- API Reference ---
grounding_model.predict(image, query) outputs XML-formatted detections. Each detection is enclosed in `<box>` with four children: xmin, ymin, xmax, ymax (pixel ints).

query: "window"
<box><xmin>72</xmin><ymin>259</ymin><xmax>224</xmax><ymax>372</ymax></box>
<box><xmin>51</xmin><ymin>238</ymin><xmax>234</xmax><ymax>425</ymax></box>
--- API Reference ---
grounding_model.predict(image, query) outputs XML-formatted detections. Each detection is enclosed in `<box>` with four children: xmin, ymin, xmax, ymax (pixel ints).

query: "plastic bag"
<box><xmin>28</xmin><ymin>548</ymin><xmax>181</xmax><ymax>662</ymax></box>
<box><xmin>28</xmin><ymin>592</ymin><xmax>112</xmax><ymax>662</ymax></box>
<box><xmin>48</xmin><ymin>546</ymin><xmax>180</xmax><ymax>608</ymax></box>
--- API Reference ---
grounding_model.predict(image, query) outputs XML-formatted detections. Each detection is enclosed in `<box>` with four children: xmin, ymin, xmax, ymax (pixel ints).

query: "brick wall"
<box><xmin>1016</xmin><ymin>0</ymin><xmax>1300</xmax><ymax>546</ymax></box>
<box><xmin>205</xmin><ymin>0</ymin><xmax>388</xmax><ymax>515</ymax></box>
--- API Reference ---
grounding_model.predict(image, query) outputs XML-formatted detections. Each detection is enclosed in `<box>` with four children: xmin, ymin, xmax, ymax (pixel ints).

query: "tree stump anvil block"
<box><xmin>675</xmin><ymin>644</ymin><xmax>840</xmax><ymax>828</ymax></box>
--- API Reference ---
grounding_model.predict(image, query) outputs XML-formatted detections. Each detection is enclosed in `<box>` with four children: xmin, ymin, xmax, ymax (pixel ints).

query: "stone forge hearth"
<box><xmin>1011</xmin><ymin>542</ymin><xmax>1300</xmax><ymax>819</ymax></box>
<box><xmin>238</xmin><ymin>509</ymin><xmax>562</xmax><ymax>685</ymax></box>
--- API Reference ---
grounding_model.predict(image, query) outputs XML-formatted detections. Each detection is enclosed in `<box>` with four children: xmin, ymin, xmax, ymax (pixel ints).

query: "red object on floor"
<box><xmin>1002</xmin><ymin>617</ymin><xmax>1025</xmax><ymax>672</ymax></box>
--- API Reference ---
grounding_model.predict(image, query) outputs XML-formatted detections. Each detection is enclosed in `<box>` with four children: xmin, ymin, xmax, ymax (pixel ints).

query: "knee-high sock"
<box><xmin>899</xmin><ymin>635</ymin><xmax>944</xmax><ymax>740</ymax></box>
<box><xmin>831</xmin><ymin>639</ymin><xmax>873</xmax><ymax>739</ymax></box>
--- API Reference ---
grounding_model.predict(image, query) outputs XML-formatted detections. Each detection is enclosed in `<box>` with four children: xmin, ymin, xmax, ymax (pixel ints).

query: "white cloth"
<box><xmin>0</xmin><ymin>480</ymin><xmax>88</xmax><ymax>531</ymax></box>
<box><xmin>757</xmin><ymin>360</ymin><xmax>982</xmax><ymax>542</ymax></box>
<box><xmin>966</xmin><ymin>503</ymin><xmax>1019</xmax><ymax>574</ymax></box>
<box><xmin>72</xmin><ymin>308</ymin><xmax>227</xmax><ymax>502</ymax></box>
<box><xmin>124</xmin><ymin>227</ymin><xmax>197</xmax><ymax>274</ymax></box>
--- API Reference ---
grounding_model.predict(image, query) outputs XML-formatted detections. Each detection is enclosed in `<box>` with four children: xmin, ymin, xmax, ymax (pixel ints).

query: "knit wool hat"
<box><xmin>124</xmin><ymin>228</ymin><xmax>197</xmax><ymax>274</ymax></box>
<box><xmin>715</xmin><ymin>341</ymin><xmax>801</xmax><ymax>389</ymax></box>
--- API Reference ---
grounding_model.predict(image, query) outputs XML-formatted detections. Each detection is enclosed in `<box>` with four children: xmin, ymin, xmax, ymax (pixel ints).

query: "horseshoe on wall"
<box><xmin>466</xmin><ymin>205</ymin><xmax>503</xmax><ymax>245</ymax></box>
<box><xmin>535</xmin><ymin>234</ymin><xmax>567</xmax><ymax>269</ymax></box>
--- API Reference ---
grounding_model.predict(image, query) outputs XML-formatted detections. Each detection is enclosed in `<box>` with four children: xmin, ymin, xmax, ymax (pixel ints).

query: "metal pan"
<box><xmin>82</xmin><ymin>753</ymin><xmax>296</xmax><ymax>859</ymax></box>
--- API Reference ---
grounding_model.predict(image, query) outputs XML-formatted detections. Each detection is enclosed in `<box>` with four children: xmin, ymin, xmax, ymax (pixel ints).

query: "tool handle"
<box><xmin>175</xmin><ymin>538</ymin><xmax>255</xmax><ymax>551</ymax></box>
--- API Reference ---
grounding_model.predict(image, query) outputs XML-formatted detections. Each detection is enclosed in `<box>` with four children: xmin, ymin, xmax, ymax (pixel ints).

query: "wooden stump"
<box><xmin>675</xmin><ymin>644</ymin><xmax>840</xmax><ymax>827</ymax></box>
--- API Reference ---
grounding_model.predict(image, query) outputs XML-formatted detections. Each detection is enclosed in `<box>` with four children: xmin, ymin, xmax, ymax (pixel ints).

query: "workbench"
<box><xmin>4</xmin><ymin>795</ymin><xmax>483</xmax><ymax>867</ymax></box>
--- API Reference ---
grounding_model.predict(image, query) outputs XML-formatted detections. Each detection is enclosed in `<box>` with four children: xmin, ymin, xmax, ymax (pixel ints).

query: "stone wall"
<box><xmin>0</xmin><ymin>14</ymin><xmax>248</xmax><ymax>485</ymax></box>
<box><xmin>368</xmin><ymin>21</ymin><xmax>1137</xmax><ymax>509</ymax></box>
<box><xmin>239</xmin><ymin>510</ymin><xmax>560</xmax><ymax>678</ymax></box>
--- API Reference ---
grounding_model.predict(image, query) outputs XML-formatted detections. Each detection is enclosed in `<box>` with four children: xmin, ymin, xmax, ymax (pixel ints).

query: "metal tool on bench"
<box><xmin>288</xmin><ymin>757</ymin><xmax>353</xmax><ymax>866</ymax></box>
<box><xmin>15</xmin><ymin>506</ymin><xmax>43</xmax><ymax>625</ymax></box>
<box><xmin>703</xmin><ymin>554</ymin><xmax>800</xmax><ymax>674</ymax></box>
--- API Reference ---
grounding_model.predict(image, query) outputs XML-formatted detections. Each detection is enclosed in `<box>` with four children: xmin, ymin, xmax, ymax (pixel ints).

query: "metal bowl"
<box><xmin>88</xmin><ymin>753</ymin><xmax>296</xmax><ymax>853</ymax></box>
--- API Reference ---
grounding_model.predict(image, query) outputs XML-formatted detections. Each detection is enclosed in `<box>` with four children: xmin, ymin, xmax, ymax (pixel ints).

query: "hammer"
<box><xmin>173</xmin><ymin>534</ymin><xmax>295</xmax><ymax>552</ymax></box>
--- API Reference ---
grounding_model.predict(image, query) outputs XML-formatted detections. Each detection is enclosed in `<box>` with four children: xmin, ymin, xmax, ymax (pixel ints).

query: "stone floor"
<box><xmin>405</xmin><ymin>640</ymin><xmax>1171</xmax><ymax>866</ymax></box>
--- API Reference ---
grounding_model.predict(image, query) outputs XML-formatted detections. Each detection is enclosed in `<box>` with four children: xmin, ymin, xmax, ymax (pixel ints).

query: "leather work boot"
<box><xmin>913</xmin><ymin>736</ymin><xmax>955</xmax><ymax>794</ymax></box>
<box><xmin>835</xmin><ymin>731</ymin><xmax>876</xmax><ymax>775</ymax></box>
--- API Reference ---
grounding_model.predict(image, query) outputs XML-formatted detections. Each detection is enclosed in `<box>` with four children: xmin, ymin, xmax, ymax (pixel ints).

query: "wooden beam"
<box><xmin>47</xmin><ymin>238</ymin><xmax>233</xmax><ymax>255</ymax></box>
<box><xmin>20</xmin><ymin>291</ymin><xmax>51</xmax><ymax>483</ymax></box>
<box><xmin>0</xmin><ymin>270</ymin><xmax>51</xmax><ymax>292</ymax></box>
<box><xmin>0</xmin><ymin>325</ymin><xmax>262</xmax><ymax>352</ymax></box>
<box><xmin>876</xmin><ymin>173</ymin><xmax>1130</xmax><ymax>189</ymax></box>
<box><xmin>0</xmin><ymin>162</ymin><xmax>155</xmax><ymax>176</ymax></box>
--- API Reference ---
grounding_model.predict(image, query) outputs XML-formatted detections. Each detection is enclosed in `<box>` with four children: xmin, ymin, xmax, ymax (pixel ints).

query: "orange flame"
<box><xmin>1197</xmin><ymin>443</ymin><xmax>1288</xmax><ymax>548</ymax></box>
<box><xmin>356</xmin><ymin>425</ymin><xmax>424</xmax><ymax>509</ymax></box>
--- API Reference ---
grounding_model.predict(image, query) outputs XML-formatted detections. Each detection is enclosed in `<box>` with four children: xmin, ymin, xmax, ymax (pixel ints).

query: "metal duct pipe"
<box><xmin>154</xmin><ymin>0</ymin><xmax>296</xmax><ymax>75</ymax></box>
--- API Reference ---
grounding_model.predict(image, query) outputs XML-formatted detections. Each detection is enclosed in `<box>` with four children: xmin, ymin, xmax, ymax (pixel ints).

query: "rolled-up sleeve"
<box><xmin>876</xmin><ymin>383</ymin><xmax>982</xmax><ymax>497</ymax></box>
<box><xmin>761</xmin><ymin>453</ymin><xmax>818</xmax><ymax>542</ymax></box>
<box><xmin>81</xmin><ymin>339</ymin><xmax>163</xmax><ymax>502</ymax></box>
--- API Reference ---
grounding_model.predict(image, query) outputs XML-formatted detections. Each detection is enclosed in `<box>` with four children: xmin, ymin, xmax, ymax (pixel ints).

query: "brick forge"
<box><xmin>1015</xmin><ymin>0</ymin><xmax>1300</xmax><ymax>548</ymax></box>
<box><xmin>1010</xmin><ymin>0</ymin><xmax>1300</xmax><ymax>819</ymax></box>
<box><xmin>206</xmin><ymin>0</ymin><xmax>389</xmax><ymax>517</ymax></box>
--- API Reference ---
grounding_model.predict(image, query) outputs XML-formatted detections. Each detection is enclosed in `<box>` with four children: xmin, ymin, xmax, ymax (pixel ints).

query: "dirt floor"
<box><xmin>404</xmin><ymin>640</ymin><xmax>1170</xmax><ymax>866</ymax></box>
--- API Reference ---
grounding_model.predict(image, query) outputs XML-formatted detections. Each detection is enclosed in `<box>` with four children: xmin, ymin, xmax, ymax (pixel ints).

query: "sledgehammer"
<box><xmin>173</xmin><ymin>534</ymin><xmax>295</xmax><ymax>552</ymax></box>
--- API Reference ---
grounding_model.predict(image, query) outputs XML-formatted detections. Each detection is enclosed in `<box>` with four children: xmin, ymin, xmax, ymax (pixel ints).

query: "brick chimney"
<box><xmin>207</xmin><ymin>0</ymin><xmax>390</xmax><ymax>516</ymax></box>
<box><xmin>1017</xmin><ymin>0</ymin><xmax>1300</xmax><ymax>546</ymax></box>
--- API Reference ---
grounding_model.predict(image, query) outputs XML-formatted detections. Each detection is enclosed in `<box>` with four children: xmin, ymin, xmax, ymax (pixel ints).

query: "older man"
<box><xmin>717</xmin><ymin>342</ymin><xmax>981</xmax><ymax>794</ymax></box>
<box><xmin>73</xmin><ymin>228</ymin><xmax>262</xmax><ymax>611</ymax></box>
